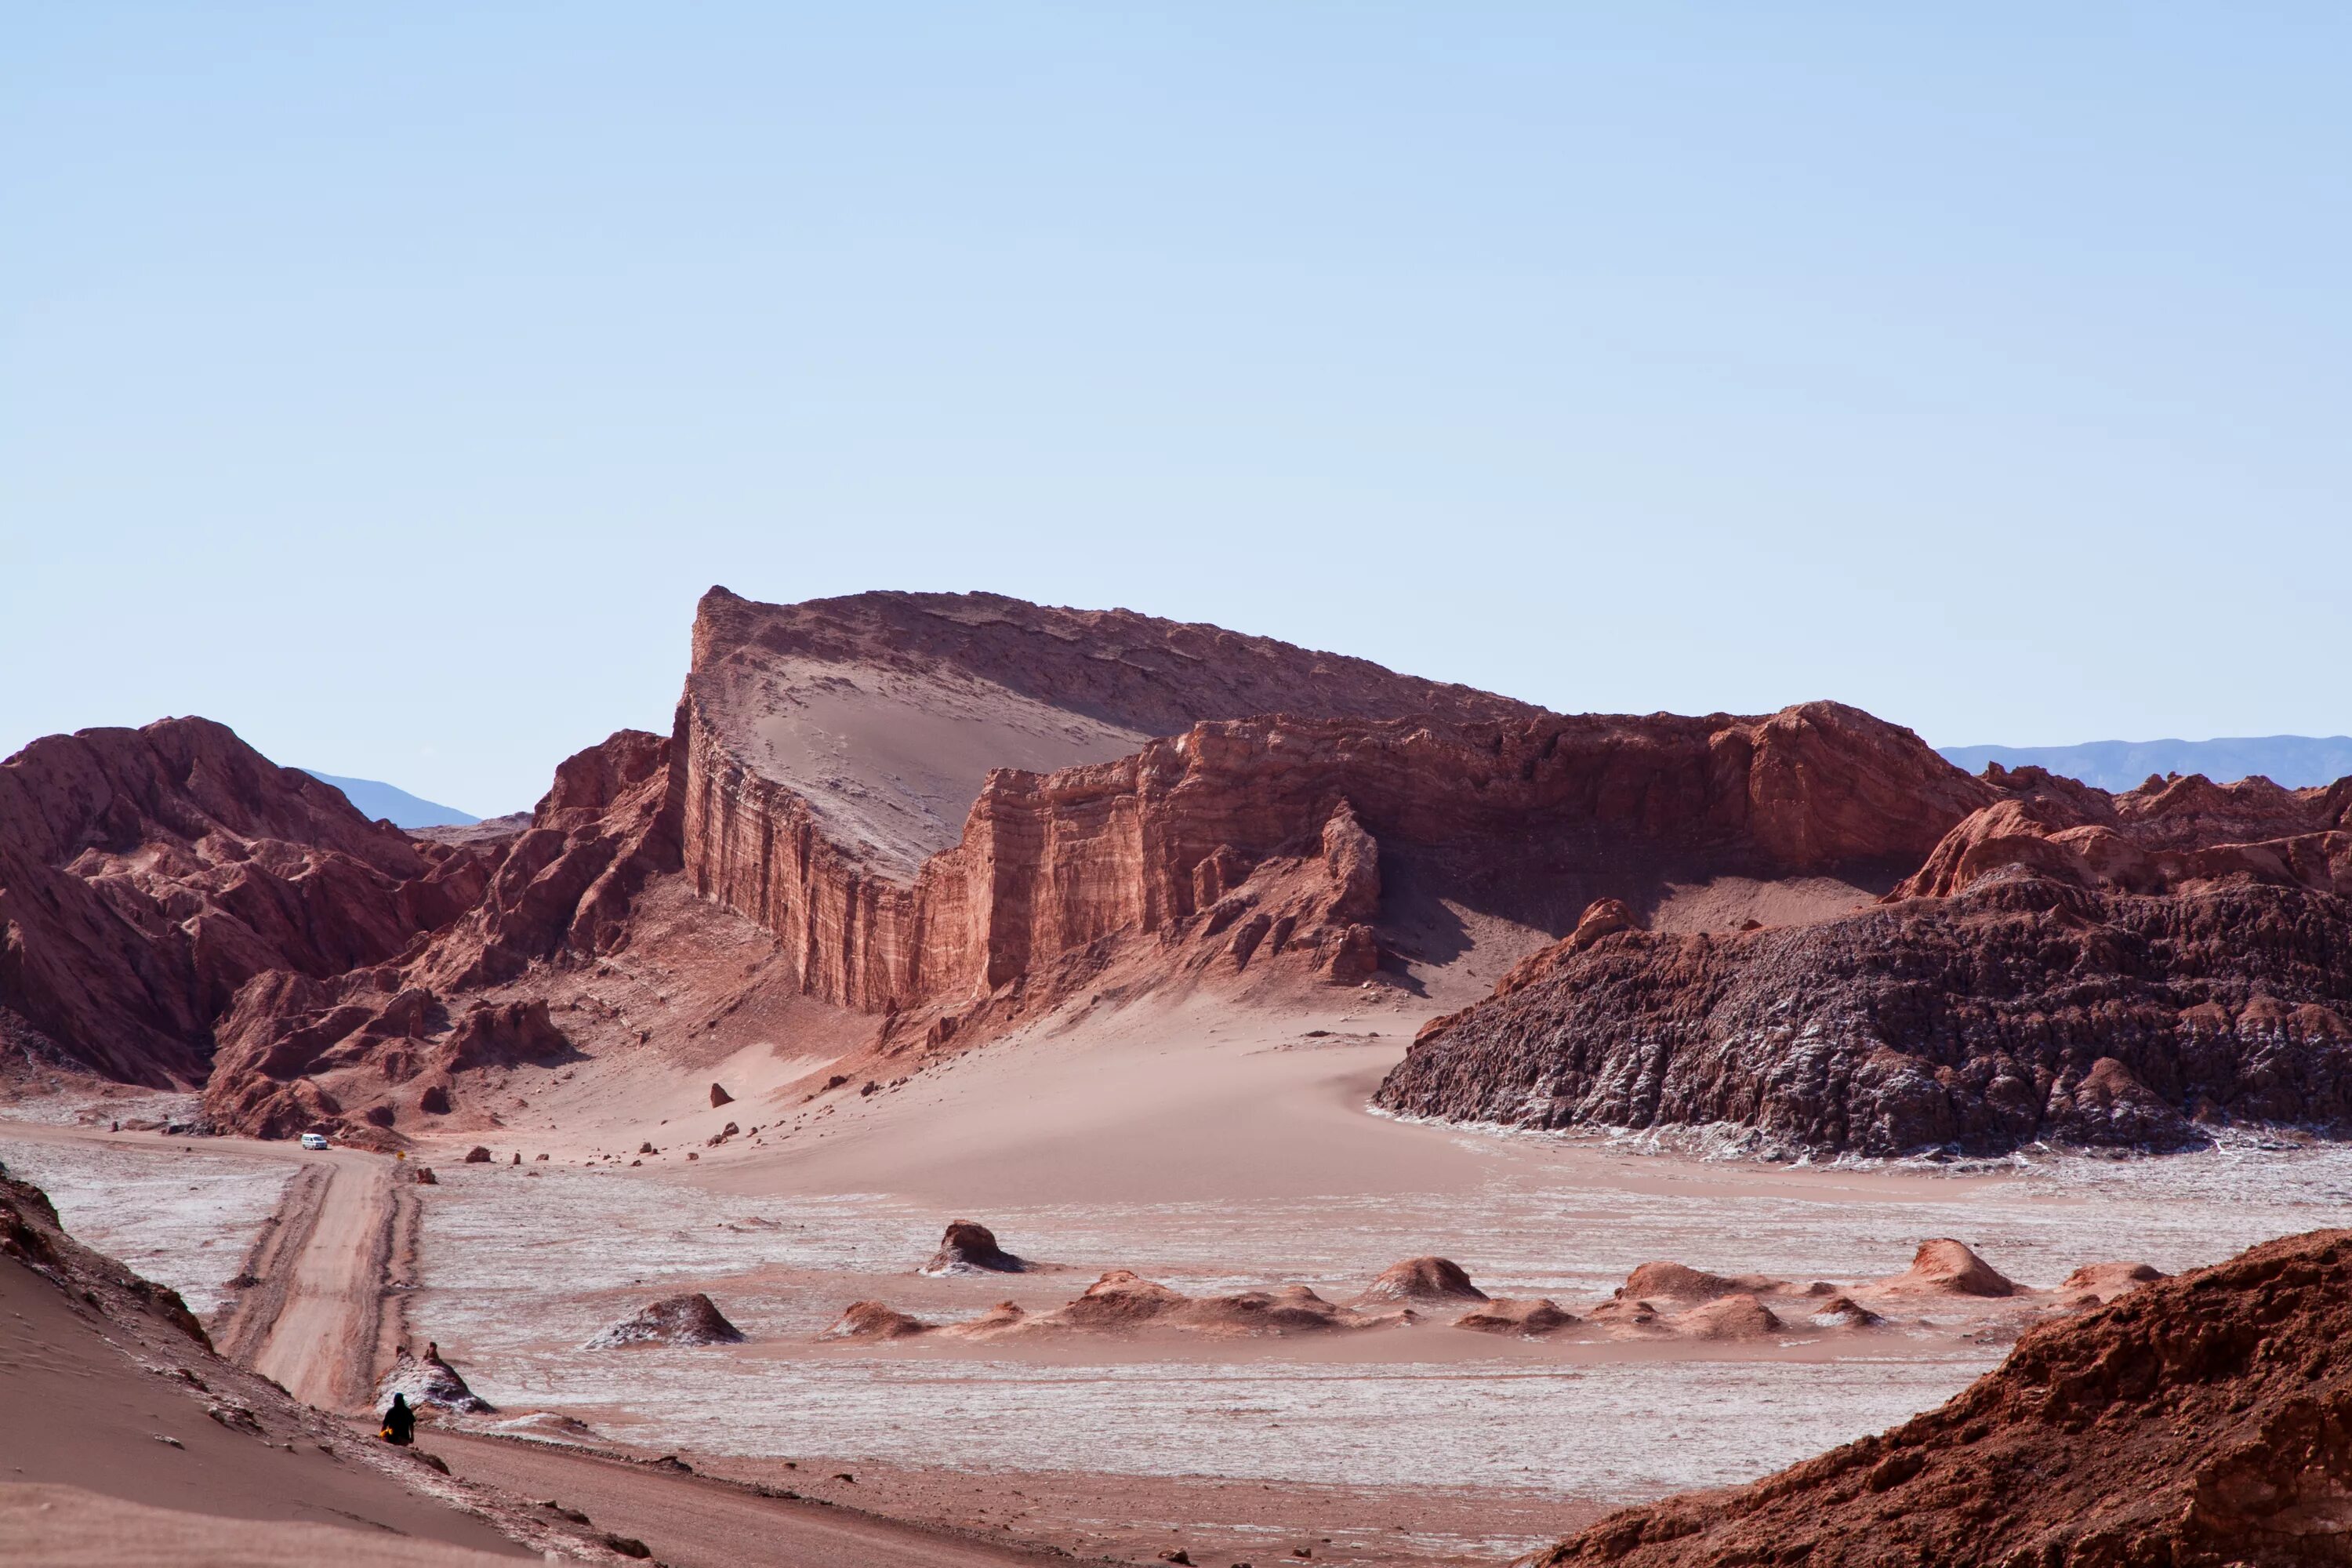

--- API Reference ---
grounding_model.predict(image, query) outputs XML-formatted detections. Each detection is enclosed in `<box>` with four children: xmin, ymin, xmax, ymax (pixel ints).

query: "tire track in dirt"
<box><xmin>243</xmin><ymin>1154</ymin><xmax>397</xmax><ymax>1411</ymax></box>
<box><xmin>209</xmin><ymin>1161</ymin><xmax>328</xmax><ymax>1362</ymax></box>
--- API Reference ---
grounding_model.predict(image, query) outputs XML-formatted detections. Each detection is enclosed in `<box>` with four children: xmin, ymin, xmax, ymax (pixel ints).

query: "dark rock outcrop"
<box><xmin>1381</xmin><ymin>768</ymin><xmax>2352</xmax><ymax>1156</ymax></box>
<box><xmin>1523</xmin><ymin>1228</ymin><xmax>2352</xmax><ymax>1568</ymax></box>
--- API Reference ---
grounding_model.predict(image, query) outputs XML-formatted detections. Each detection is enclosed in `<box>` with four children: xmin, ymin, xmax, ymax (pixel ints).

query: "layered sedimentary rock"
<box><xmin>0</xmin><ymin>718</ymin><xmax>489</xmax><ymax>1084</ymax></box>
<box><xmin>1524</xmin><ymin>1228</ymin><xmax>2352</xmax><ymax>1568</ymax></box>
<box><xmin>1380</xmin><ymin>766</ymin><xmax>2352</xmax><ymax>1155</ymax></box>
<box><xmin>681</xmin><ymin>613</ymin><xmax>1990</xmax><ymax>1014</ymax></box>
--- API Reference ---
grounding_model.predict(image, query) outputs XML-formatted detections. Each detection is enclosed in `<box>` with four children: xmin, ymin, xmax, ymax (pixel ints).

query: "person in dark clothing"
<box><xmin>381</xmin><ymin>1392</ymin><xmax>416</xmax><ymax>1445</ymax></box>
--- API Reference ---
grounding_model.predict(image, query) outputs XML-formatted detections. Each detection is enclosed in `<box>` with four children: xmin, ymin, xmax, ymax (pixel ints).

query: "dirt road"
<box><xmin>429</xmin><ymin>1432</ymin><xmax>1051</xmax><ymax>1568</ymax></box>
<box><xmin>240</xmin><ymin>1152</ymin><xmax>397</xmax><ymax>1411</ymax></box>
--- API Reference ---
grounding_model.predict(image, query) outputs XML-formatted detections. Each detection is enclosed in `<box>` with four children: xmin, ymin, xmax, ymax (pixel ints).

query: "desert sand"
<box><xmin>9</xmin><ymin>973</ymin><xmax>2339</xmax><ymax>1566</ymax></box>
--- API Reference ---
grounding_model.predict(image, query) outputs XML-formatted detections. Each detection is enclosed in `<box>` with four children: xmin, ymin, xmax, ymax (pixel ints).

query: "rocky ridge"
<box><xmin>1522</xmin><ymin>1227</ymin><xmax>2352</xmax><ymax>1568</ymax></box>
<box><xmin>0</xmin><ymin>718</ymin><xmax>493</xmax><ymax>1085</ymax></box>
<box><xmin>1380</xmin><ymin>764</ymin><xmax>2352</xmax><ymax>1155</ymax></box>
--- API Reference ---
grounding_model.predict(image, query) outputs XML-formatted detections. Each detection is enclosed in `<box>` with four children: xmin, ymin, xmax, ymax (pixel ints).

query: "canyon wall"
<box><xmin>679</xmin><ymin>688</ymin><xmax>1993</xmax><ymax>1014</ymax></box>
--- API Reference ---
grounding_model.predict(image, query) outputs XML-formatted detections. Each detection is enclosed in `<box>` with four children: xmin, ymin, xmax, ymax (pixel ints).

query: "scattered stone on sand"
<box><xmin>825</xmin><ymin>1301</ymin><xmax>933</xmax><ymax>1340</ymax></box>
<box><xmin>1620</xmin><ymin>1261</ymin><xmax>1783</xmax><ymax>1302</ymax></box>
<box><xmin>709</xmin><ymin>1083</ymin><xmax>733</xmax><ymax>1107</ymax></box>
<box><xmin>379</xmin><ymin>1345</ymin><xmax>495</xmax><ymax>1414</ymax></box>
<box><xmin>463</xmin><ymin>1146</ymin><xmax>492</xmax><ymax>1163</ymax></box>
<box><xmin>1359</xmin><ymin>1256</ymin><xmax>1488</xmax><ymax>1305</ymax></box>
<box><xmin>922</xmin><ymin>1219</ymin><xmax>1029</xmax><ymax>1276</ymax></box>
<box><xmin>412</xmin><ymin>1166</ymin><xmax>437</xmax><ymax>1185</ymax></box>
<box><xmin>1870</xmin><ymin>1239</ymin><xmax>2020</xmax><ymax>1298</ymax></box>
<box><xmin>1453</xmin><ymin>1298</ymin><xmax>1577</xmax><ymax>1336</ymax></box>
<box><xmin>586</xmin><ymin>1293</ymin><xmax>746</xmax><ymax>1348</ymax></box>
<box><xmin>1671</xmin><ymin>1294</ymin><xmax>1784</xmax><ymax>1341</ymax></box>
<box><xmin>1806</xmin><ymin>1294</ymin><xmax>1886</xmax><ymax>1329</ymax></box>
<box><xmin>2057</xmin><ymin>1260</ymin><xmax>2167</xmax><ymax>1304</ymax></box>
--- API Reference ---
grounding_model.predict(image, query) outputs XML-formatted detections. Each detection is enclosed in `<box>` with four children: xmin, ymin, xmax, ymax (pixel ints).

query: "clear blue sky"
<box><xmin>5</xmin><ymin>5</ymin><xmax>2347</xmax><ymax>815</ymax></box>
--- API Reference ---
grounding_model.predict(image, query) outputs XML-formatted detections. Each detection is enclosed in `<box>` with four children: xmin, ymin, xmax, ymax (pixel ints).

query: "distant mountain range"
<box><xmin>1938</xmin><ymin>736</ymin><xmax>2352</xmax><ymax>793</ymax></box>
<box><xmin>301</xmin><ymin>771</ymin><xmax>480</xmax><ymax>829</ymax></box>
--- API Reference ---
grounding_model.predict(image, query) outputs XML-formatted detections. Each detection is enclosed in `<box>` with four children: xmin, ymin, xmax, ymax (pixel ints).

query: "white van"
<box><xmin>299</xmin><ymin>1132</ymin><xmax>329</xmax><ymax>1151</ymax></box>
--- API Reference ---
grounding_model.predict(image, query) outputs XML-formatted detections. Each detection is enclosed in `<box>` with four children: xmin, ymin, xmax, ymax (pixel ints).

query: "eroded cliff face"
<box><xmin>1379</xmin><ymin>764</ymin><xmax>2352</xmax><ymax>1155</ymax></box>
<box><xmin>0</xmin><ymin>718</ymin><xmax>488</xmax><ymax>1085</ymax></box>
<box><xmin>679</xmin><ymin>681</ymin><xmax>1991</xmax><ymax>1014</ymax></box>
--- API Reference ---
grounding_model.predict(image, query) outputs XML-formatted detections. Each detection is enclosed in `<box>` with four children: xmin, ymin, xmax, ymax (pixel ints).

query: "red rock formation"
<box><xmin>1523</xmin><ymin>1228</ymin><xmax>2352</xmax><ymax>1568</ymax></box>
<box><xmin>825</xmin><ymin>1301</ymin><xmax>935</xmax><ymax>1340</ymax></box>
<box><xmin>2</xmin><ymin>592</ymin><xmax>2031</xmax><ymax>1147</ymax></box>
<box><xmin>0</xmin><ymin>718</ymin><xmax>488</xmax><ymax>1085</ymax></box>
<box><xmin>1670</xmin><ymin>1293</ymin><xmax>1784</xmax><ymax>1340</ymax></box>
<box><xmin>681</xmin><ymin>600</ymin><xmax>1990</xmax><ymax>1015</ymax></box>
<box><xmin>1620</xmin><ymin>1261</ymin><xmax>1784</xmax><ymax>1303</ymax></box>
<box><xmin>1360</xmin><ymin>1256</ymin><xmax>1488</xmax><ymax>1305</ymax></box>
<box><xmin>1867</xmin><ymin>1239</ymin><xmax>2020</xmax><ymax>1299</ymax></box>
<box><xmin>1453</xmin><ymin>1298</ymin><xmax>1577</xmax><ymax>1336</ymax></box>
<box><xmin>922</xmin><ymin>1219</ymin><xmax>1028</xmax><ymax>1275</ymax></box>
<box><xmin>200</xmin><ymin>730</ymin><xmax>670</xmax><ymax>1139</ymax></box>
<box><xmin>1380</xmin><ymin>760</ymin><xmax>2352</xmax><ymax>1156</ymax></box>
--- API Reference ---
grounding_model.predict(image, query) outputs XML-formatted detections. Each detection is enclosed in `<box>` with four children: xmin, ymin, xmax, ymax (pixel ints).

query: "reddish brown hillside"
<box><xmin>0</xmin><ymin>719</ymin><xmax>490</xmax><ymax>1084</ymax></box>
<box><xmin>12</xmin><ymin>590</ymin><xmax>2009</xmax><ymax>1144</ymax></box>
<box><xmin>1525</xmin><ymin>1227</ymin><xmax>2352</xmax><ymax>1568</ymax></box>
<box><xmin>201</xmin><ymin>728</ymin><xmax>678</xmax><ymax>1138</ymax></box>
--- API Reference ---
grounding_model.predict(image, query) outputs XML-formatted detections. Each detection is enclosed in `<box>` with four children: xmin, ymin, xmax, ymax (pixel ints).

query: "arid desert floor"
<box><xmin>9</xmin><ymin>985</ymin><xmax>2347</xmax><ymax>1567</ymax></box>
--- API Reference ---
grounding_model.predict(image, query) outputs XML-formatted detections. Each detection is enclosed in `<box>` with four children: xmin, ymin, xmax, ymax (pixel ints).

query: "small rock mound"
<box><xmin>1621</xmin><ymin>1261</ymin><xmax>1781</xmax><ymax>1301</ymax></box>
<box><xmin>463</xmin><ymin>1146</ymin><xmax>492</xmax><ymax>1163</ymax></box>
<box><xmin>1872</xmin><ymin>1238</ymin><xmax>2019</xmax><ymax>1298</ymax></box>
<box><xmin>1671</xmin><ymin>1293</ymin><xmax>1784</xmax><ymax>1341</ymax></box>
<box><xmin>922</xmin><ymin>1219</ymin><xmax>1028</xmax><ymax>1276</ymax></box>
<box><xmin>1171</xmin><ymin>1285</ymin><xmax>1410</xmax><ymax>1338</ymax></box>
<box><xmin>939</xmin><ymin>1301</ymin><xmax>1031</xmax><ymax>1340</ymax></box>
<box><xmin>379</xmin><ymin>1346</ymin><xmax>495</xmax><ymax>1414</ymax></box>
<box><xmin>825</xmin><ymin>1301</ymin><xmax>932</xmax><ymax>1340</ymax></box>
<box><xmin>2058</xmin><ymin>1260</ymin><xmax>2166</xmax><ymax>1304</ymax></box>
<box><xmin>1454</xmin><ymin>1298</ymin><xmax>1577</xmax><ymax>1336</ymax></box>
<box><xmin>1052</xmin><ymin>1269</ymin><xmax>1192</xmax><ymax>1330</ymax></box>
<box><xmin>586</xmin><ymin>1293</ymin><xmax>746</xmax><ymax>1348</ymax></box>
<box><xmin>709</xmin><ymin>1083</ymin><xmax>733</xmax><ymax>1107</ymax></box>
<box><xmin>1806</xmin><ymin>1294</ymin><xmax>1886</xmax><ymax>1329</ymax></box>
<box><xmin>1360</xmin><ymin>1256</ymin><xmax>1488</xmax><ymax>1305</ymax></box>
